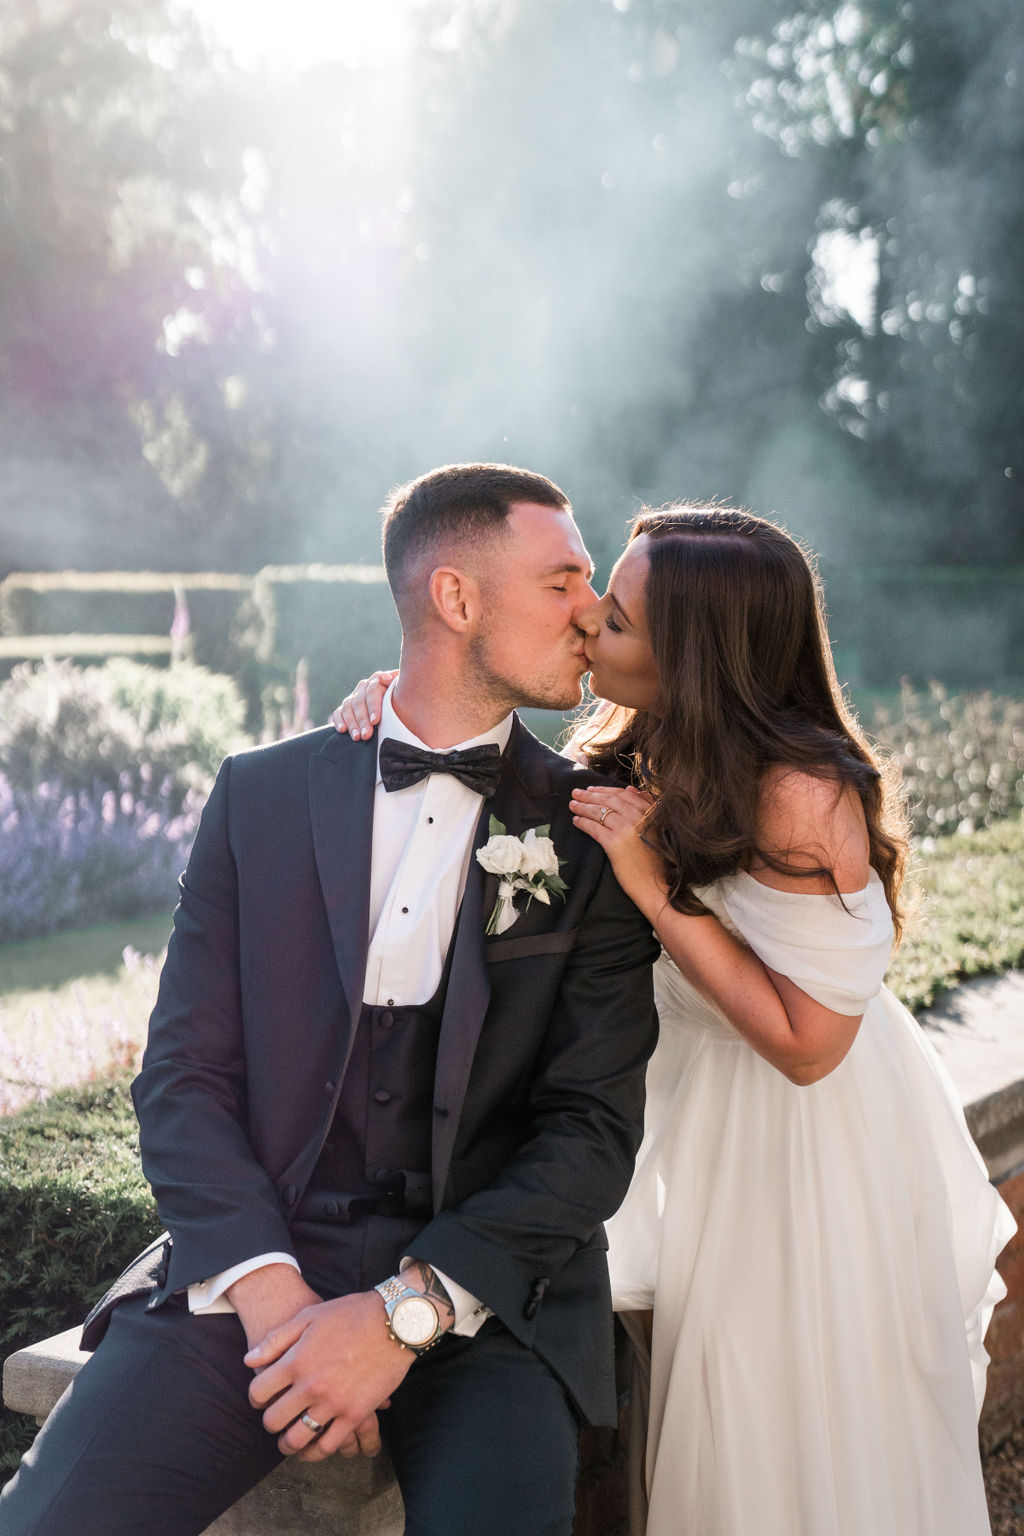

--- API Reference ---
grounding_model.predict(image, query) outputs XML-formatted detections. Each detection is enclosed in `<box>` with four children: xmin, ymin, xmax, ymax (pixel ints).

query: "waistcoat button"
<box><xmin>374</xmin><ymin>1089</ymin><xmax>392</xmax><ymax>1104</ymax></box>
<box><xmin>380</xmin><ymin>1011</ymin><xmax>394</xmax><ymax>1029</ymax></box>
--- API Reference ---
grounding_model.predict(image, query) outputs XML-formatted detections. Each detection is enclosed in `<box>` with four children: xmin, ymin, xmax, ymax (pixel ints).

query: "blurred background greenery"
<box><xmin>0</xmin><ymin>0</ymin><xmax>1020</xmax><ymax>696</ymax></box>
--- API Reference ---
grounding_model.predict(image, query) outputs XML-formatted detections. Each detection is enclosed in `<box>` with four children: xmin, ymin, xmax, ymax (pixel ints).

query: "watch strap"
<box><xmin>376</xmin><ymin>1275</ymin><xmax>412</xmax><ymax>1307</ymax></box>
<box><xmin>374</xmin><ymin>1275</ymin><xmax>443</xmax><ymax>1356</ymax></box>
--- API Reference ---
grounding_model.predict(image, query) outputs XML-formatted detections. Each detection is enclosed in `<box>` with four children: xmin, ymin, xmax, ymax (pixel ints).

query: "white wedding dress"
<box><xmin>607</xmin><ymin>871</ymin><xmax>1015</xmax><ymax>1536</ymax></box>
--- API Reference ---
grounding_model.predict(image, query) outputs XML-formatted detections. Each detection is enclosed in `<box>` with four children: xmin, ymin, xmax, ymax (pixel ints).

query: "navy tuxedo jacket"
<box><xmin>83</xmin><ymin>717</ymin><xmax>659</xmax><ymax>1425</ymax></box>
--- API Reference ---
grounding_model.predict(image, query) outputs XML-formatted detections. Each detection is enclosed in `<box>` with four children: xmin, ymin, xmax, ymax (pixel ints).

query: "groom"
<box><xmin>1</xmin><ymin>463</ymin><xmax>659</xmax><ymax>1536</ymax></box>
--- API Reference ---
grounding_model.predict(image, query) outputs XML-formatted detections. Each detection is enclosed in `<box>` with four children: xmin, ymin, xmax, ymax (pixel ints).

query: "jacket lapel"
<box><xmin>431</xmin><ymin>717</ymin><xmax>558</xmax><ymax>1208</ymax></box>
<box><xmin>309</xmin><ymin>730</ymin><xmax>375</xmax><ymax>1049</ymax></box>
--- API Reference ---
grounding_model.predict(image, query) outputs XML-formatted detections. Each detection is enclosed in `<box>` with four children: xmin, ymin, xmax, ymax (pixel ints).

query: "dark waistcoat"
<box><xmin>293</xmin><ymin>930</ymin><xmax>455</xmax><ymax>1295</ymax></box>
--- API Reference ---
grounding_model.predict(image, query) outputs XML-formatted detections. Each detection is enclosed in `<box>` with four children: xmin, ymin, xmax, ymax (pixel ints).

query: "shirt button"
<box><xmin>401</xmin><ymin>906</ymin><xmax>409</xmax><ymax>915</ymax></box>
<box><xmin>427</xmin><ymin>816</ymin><xmax>434</xmax><ymax>824</ymax></box>
<box><xmin>386</xmin><ymin>997</ymin><xmax>395</xmax><ymax>1007</ymax></box>
<box><xmin>380</xmin><ymin>1011</ymin><xmax>394</xmax><ymax>1029</ymax></box>
<box><xmin>374</xmin><ymin>1089</ymin><xmax>392</xmax><ymax>1104</ymax></box>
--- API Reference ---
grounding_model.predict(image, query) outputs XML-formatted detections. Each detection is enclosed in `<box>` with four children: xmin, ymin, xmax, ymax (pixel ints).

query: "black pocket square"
<box><xmin>485</xmin><ymin>928</ymin><xmax>579</xmax><ymax>963</ymax></box>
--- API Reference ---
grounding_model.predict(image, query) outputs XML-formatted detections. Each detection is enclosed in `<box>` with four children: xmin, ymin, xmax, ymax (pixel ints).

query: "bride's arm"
<box><xmin>569</xmin><ymin>772</ymin><xmax>869</xmax><ymax>1086</ymax></box>
<box><xmin>331</xmin><ymin>670</ymin><xmax>399</xmax><ymax>738</ymax></box>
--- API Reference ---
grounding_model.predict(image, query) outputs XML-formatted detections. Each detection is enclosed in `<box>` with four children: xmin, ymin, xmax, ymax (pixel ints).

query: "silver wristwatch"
<box><xmin>374</xmin><ymin>1275</ymin><xmax>444</xmax><ymax>1355</ymax></box>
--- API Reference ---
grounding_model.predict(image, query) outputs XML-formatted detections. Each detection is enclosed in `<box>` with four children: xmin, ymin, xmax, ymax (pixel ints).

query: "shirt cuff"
<box><xmin>187</xmin><ymin>1253</ymin><xmax>301</xmax><ymax>1315</ymax></box>
<box><xmin>399</xmin><ymin>1256</ymin><xmax>492</xmax><ymax>1338</ymax></box>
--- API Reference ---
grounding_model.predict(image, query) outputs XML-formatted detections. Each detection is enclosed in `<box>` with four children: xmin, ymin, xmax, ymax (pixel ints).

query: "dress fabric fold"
<box><xmin>608</xmin><ymin>871</ymin><xmax>1015</xmax><ymax>1536</ymax></box>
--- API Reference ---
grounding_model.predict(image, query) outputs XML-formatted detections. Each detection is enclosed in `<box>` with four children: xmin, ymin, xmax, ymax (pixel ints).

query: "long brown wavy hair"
<box><xmin>570</xmin><ymin>505</ymin><xmax>908</xmax><ymax>937</ymax></box>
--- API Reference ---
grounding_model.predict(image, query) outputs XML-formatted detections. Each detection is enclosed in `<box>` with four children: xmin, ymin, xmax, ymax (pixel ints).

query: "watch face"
<box><xmin>392</xmin><ymin>1294</ymin><xmax>439</xmax><ymax>1346</ymax></box>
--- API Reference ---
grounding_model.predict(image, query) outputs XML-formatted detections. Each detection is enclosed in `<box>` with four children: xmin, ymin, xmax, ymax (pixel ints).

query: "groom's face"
<box><xmin>471</xmin><ymin>501</ymin><xmax>596</xmax><ymax>712</ymax></box>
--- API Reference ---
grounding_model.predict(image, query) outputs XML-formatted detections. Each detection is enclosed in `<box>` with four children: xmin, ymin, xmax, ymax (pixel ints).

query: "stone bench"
<box><xmin>2</xmin><ymin>1327</ymin><xmax>404</xmax><ymax>1535</ymax></box>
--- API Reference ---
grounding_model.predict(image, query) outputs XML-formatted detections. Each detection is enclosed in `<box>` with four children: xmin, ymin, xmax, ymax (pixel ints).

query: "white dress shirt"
<box><xmin>189</xmin><ymin>686</ymin><xmax>511</xmax><ymax>1333</ymax></box>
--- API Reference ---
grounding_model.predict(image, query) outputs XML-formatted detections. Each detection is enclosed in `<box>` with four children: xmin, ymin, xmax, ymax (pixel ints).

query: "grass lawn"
<box><xmin>0</xmin><ymin>917</ymin><xmax>170</xmax><ymax>1115</ymax></box>
<box><xmin>888</xmin><ymin>812</ymin><xmax>1024</xmax><ymax>1012</ymax></box>
<box><xmin>0</xmin><ymin>915</ymin><xmax>172</xmax><ymax>993</ymax></box>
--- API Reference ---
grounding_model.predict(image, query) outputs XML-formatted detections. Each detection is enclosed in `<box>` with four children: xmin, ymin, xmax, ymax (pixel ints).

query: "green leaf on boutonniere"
<box><xmin>533</xmin><ymin>824</ymin><xmax>551</xmax><ymax>839</ymax></box>
<box><xmin>488</xmin><ymin>814</ymin><xmax>507</xmax><ymax>837</ymax></box>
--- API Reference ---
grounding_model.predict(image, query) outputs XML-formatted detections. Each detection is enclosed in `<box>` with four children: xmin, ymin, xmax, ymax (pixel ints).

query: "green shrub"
<box><xmin>0</xmin><ymin>659</ymin><xmax>250</xmax><ymax>942</ymax></box>
<box><xmin>869</xmin><ymin>684</ymin><xmax>1024</xmax><ymax>840</ymax></box>
<box><xmin>0</xmin><ymin>1079</ymin><xmax>158</xmax><ymax>1481</ymax></box>
<box><xmin>0</xmin><ymin>657</ymin><xmax>250</xmax><ymax>811</ymax></box>
<box><xmin>101</xmin><ymin>657</ymin><xmax>249</xmax><ymax>793</ymax></box>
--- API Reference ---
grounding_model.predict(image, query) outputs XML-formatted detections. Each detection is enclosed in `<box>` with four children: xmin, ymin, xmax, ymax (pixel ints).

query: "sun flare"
<box><xmin>187</xmin><ymin>0</ymin><xmax>420</xmax><ymax>71</ymax></box>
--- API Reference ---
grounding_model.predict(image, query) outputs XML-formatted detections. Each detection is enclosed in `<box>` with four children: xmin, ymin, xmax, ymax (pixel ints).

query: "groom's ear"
<box><xmin>428</xmin><ymin>566</ymin><xmax>481</xmax><ymax>633</ymax></box>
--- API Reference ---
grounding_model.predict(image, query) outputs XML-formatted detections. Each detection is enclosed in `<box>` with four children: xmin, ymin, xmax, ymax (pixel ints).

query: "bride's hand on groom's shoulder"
<box><xmin>569</xmin><ymin>784</ymin><xmax>666</xmax><ymax>911</ymax></box>
<box><xmin>331</xmin><ymin>669</ymin><xmax>398</xmax><ymax>739</ymax></box>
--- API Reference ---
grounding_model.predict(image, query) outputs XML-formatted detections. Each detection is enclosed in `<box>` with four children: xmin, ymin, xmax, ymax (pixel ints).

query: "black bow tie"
<box><xmin>378</xmin><ymin>737</ymin><xmax>504</xmax><ymax>798</ymax></box>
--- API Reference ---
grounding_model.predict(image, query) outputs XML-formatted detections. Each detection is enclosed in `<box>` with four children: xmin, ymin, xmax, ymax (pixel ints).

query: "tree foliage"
<box><xmin>0</xmin><ymin>0</ymin><xmax>1019</xmax><ymax>681</ymax></box>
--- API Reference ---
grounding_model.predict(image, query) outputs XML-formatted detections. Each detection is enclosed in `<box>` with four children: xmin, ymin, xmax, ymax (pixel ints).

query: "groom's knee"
<box><xmin>0</xmin><ymin>1297</ymin><xmax>277</xmax><ymax>1536</ymax></box>
<box><xmin>382</xmin><ymin>1323</ymin><xmax>580</xmax><ymax>1536</ymax></box>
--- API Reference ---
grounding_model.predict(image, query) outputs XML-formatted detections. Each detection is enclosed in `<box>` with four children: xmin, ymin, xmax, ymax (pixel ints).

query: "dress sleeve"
<box><xmin>715</xmin><ymin>871</ymin><xmax>894</xmax><ymax>1017</ymax></box>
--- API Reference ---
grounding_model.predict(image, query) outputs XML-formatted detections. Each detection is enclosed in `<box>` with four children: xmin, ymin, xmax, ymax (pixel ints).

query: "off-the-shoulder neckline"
<box><xmin>726</xmin><ymin>868</ymin><xmax>885</xmax><ymax>901</ymax></box>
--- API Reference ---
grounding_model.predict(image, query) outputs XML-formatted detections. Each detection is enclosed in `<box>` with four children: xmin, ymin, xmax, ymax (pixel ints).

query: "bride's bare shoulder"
<box><xmin>753</xmin><ymin>765</ymin><xmax>870</xmax><ymax>895</ymax></box>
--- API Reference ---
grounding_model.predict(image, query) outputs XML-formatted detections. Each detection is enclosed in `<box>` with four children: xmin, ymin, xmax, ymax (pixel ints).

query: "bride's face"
<box><xmin>577</xmin><ymin>536</ymin><xmax>662</xmax><ymax>712</ymax></box>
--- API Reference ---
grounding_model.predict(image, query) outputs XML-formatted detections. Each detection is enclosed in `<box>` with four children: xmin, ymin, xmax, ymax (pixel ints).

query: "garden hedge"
<box><xmin>0</xmin><ymin>1079</ymin><xmax>158</xmax><ymax>1482</ymax></box>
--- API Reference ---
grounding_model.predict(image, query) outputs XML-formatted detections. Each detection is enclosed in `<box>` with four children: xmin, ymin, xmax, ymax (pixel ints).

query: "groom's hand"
<box><xmin>244</xmin><ymin>1291</ymin><xmax>414</xmax><ymax>1462</ymax></box>
<box><xmin>228</xmin><ymin>1266</ymin><xmax>381</xmax><ymax>1460</ymax></box>
<box><xmin>228</xmin><ymin>1263</ymin><xmax>323</xmax><ymax>1360</ymax></box>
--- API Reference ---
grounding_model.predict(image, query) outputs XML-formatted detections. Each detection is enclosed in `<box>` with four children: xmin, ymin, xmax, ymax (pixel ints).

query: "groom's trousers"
<box><xmin>0</xmin><ymin>1289</ymin><xmax>579</xmax><ymax>1536</ymax></box>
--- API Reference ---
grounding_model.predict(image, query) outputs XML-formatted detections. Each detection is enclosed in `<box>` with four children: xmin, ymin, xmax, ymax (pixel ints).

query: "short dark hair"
<box><xmin>381</xmin><ymin>462</ymin><xmax>570</xmax><ymax>597</ymax></box>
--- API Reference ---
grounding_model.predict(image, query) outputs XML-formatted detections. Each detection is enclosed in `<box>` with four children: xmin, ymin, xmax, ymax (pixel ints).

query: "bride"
<box><xmin>335</xmin><ymin>503</ymin><xmax>1013</xmax><ymax>1535</ymax></box>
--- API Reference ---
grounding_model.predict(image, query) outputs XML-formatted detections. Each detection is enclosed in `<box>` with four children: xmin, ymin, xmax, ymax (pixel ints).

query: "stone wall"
<box><xmin>937</xmin><ymin>980</ymin><xmax>1024</xmax><ymax>1454</ymax></box>
<box><xmin>979</xmin><ymin>1163</ymin><xmax>1024</xmax><ymax>1454</ymax></box>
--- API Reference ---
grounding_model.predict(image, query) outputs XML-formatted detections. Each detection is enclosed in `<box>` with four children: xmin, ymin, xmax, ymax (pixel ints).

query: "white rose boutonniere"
<box><xmin>476</xmin><ymin>816</ymin><xmax>569</xmax><ymax>936</ymax></box>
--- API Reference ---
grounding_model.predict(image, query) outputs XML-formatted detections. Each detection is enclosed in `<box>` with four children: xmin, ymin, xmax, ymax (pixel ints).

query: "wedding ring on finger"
<box><xmin>598</xmin><ymin>806</ymin><xmax>611</xmax><ymax>825</ymax></box>
<box><xmin>301</xmin><ymin>1412</ymin><xmax>325</xmax><ymax>1435</ymax></box>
